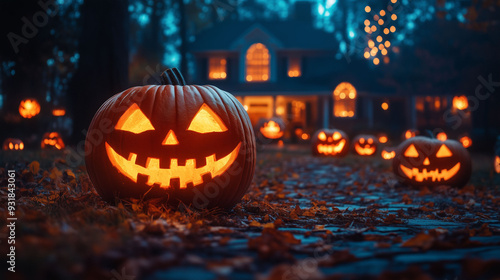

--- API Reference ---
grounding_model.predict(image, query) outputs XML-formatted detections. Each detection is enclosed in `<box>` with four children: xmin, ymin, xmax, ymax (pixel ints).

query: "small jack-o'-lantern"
<box><xmin>381</xmin><ymin>147</ymin><xmax>396</xmax><ymax>160</ymax></box>
<box><xmin>52</xmin><ymin>107</ymin><xmax>66</xmax><ymax>117</ymax></box>
<box><xmin>19</xmin><ymin>98</ymin><xmax>41</xmax><ymax>119</ymax></box>
<box><xmin>257</xmin><ymin>117</ymin><xmax>285</xmax><ymax>140</ymax></box>
<box><xmin>85</xmin><ymin>68</ymin><xmax>256</xmax><ymax>210</ymax></box>
<box><xmin>393</xmin><ymin>136</ymin><xmax>471</xmax><ymax>187</ymax></box>
<box><xmin>41</xmin><ymin>132</ymin><xmax>65</xmax><ymax>150</ymax></box>
<box><xmin>459</xmin><ymin>135</ymin><xmax>472</xmax><ymax>148</ymax></box>
<box><xmin>436</xmin><ymin>132</ymin><xmax>447</xmax><ymax>141</ymax></box>
<box><xmin>3</xmin><ymin>138</ymin><xmax>24</xmax><ymax>150</ymax></box>
<box><xmin>377</xmin><ymin>133</ymin><xmax>389</xmax><ymax>144</ymax></box>
<box><xmin>403</xmin><ymin>129</ymin><xmax>419</xmax><ymax>140</ymax></box>
<box><xmin>352</xmin><ymin>134</ymin><xmax>378</xmax><ymax>156</ymax></box>
<box><xmin>312</xmin><ymin>129</ymin><xmax>349</xmax><ymax>157</ymax></box>
<box><xmin>495</xmin><ymin>137</ymin><xmax>500</xmax><ymax>174</ymax></box>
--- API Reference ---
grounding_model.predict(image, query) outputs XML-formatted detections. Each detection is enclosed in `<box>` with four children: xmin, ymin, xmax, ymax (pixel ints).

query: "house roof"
<box><xmin>190</xmin><ymin>20</ymin><xmax>338</xmax><ymax>52</ymax></box>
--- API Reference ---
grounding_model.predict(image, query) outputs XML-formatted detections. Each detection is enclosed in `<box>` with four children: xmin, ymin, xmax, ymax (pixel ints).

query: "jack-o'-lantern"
<box><xmin>403</xmin><ymin>129</ymin><xmax>419</xmax><ymax>140</ymax></box>
<box><xmin>352</xmin><ymin>134</ymin><xmax>378</xmax><ymax>156</ymax></box>
<box><xmin>52</xmin><ymin>107</ymin><xmax>66</xmax><ymax>117</ymax></box>
<box><xmin>85</xmin><ymin>68</ymin><xmax>256</xmax><ymax>210</ymax></box>
<box><xmin>381</xmin><ymin>147</ymin><xmax>396</xmax><ymax>160</ymax></box>
<box><xmin>311</xmin><ymin>129</ymin><xmax>349</xmax><ymax>157</ymax></box>
<box><xmin>459</xmin><ymin>135</ymin><xmax>472</xmax><ymax>148</ymax></box>
<box><xmin>436</xmin><ymin>132</ymin><xmax>447</xmax><ymax>141</ymax></box>
<box><xmin>377</xmin><ymin>133</ymin><xmax>389</xmax><ymax>144</ymax></box>
<box><xmin>495</xmin><ymin>137</ymin><xmax>500</xmax><ymax>174</ymax></box>
<box><xmin>393</xmin><ymin>136</ymin><xmax>471</xmax><ymax>187</ymax></box>
<box><xmin>257</xmin><ymin>117</ymin><xmax>285</xmax><ymax>140</ymax></box>
<box><xmin>3</xmin><ymin>138</ymin><xmax>24</xmax><ymax>150</ymax></box>
<box><xmin>41</xmin><ymin>132</ymin><xmax>65</xmax><ymax>150</ymax></box>
<box><xmin>19</xmin><ymin>98</ymin><xmax>41</xmax><ymax>119</ymax></box>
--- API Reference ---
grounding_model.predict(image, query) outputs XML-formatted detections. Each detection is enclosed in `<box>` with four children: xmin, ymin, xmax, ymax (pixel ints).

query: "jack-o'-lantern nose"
<box><xmin>328</xmin><ymin>137</ymin><xmax>333</xmax><ymax>142</ymax></box>
<box><xmin>423</xmin><ymin>157</ymin><xmax>430</xmax><ymax>165</ymax></box>
<box><xmin>162</xmin><ymin>130</ymin><xmax>179</xmax><ymax>145</ymax></box>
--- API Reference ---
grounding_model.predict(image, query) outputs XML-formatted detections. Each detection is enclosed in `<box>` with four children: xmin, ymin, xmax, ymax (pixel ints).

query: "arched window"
<box><xmin>245</xmin><ymin>43</ymin><xmax>270</xmax><ymax>82</ymax></box>
<box><xmin>333</xmin><ymin>82</ymin><xmax>357</xmax><ymax>118</ymax></box>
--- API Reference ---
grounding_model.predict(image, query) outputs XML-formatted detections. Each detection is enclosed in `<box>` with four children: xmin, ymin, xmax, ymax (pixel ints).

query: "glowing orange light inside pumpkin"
<box><xmin>52</xmin><ymin>108</ymin><xmax>66</xmax><ymax>116</ymax></box>
<box><xmin>105</xmin><ymin>142</ymin><xmax>240</xmax><ymax>189</ymax></box>
<box><xmin>301</xmin><ymin>133</ymin><xmax>309</xmax><ymax>140</ymax></box>
<box><xmin>41</xmin><ymin>132</ymin><xmax>65</xmax><ymax>150</ymax></box>
<box><xmin>436</xmin><ymin>144</ymin><xmax>452</xmax><ymax>158</ymax></box>
<box><xmin>436</xmin><ymin>132</ymin><xmax>447</xmax><ymax>141</ymax></box>
<box><xmin>3</xmin><ymin>139</ymin><xmax>25</xmax><ymax>151</ymax></box>
<box><xmin>318</xmin><ymin>132</ymin><xmax>327</xmax><ymax>141</ymax></box>
<box><xmin>453</xmin><ymin>96</ymin><xmax>468</xmax><ymax>110</ymax></box>
<box><xmin>379</xmin><ymin>136</ymin><xmax>388</xmax><ymax>144</ymax></box>
<box><xmin>381</xmin><ymin>150</ymin><xmax>395</xmax><ymax>160</ymax></box>
<box><xmin>404</xmin><ymin>130</ymin><xmax>417</xmax><ymax>139</ymax></box>
<box><xmin>19</xmin><ymin>99</ymin><xmax>41</xmax><ymax>119</ymax></box>
<box><xmin>399</xmin><ymin>163</ymin><xmax>460</xmax><ymax>182</ymax></box>
<box><xmin>381</xmin><ymin>102</ymin><xmax>389</xmax><ymax>110</ymax></box>
<box><xmin>459</xmin><ymin>136</ymin><xmax>472</xmax><ymax>148</ymax></box>
<box><xmin>495</xmin><ymin>156</ymin><xmax>500</xmax><ymax>174</ymax></box>
<box><xmin>260</xmin><ymin>120</ymin><xmax>284</xmax><ymax>139</ymax></box>
<box><xmin>404</xmin><ymin>144</ymin><xmax>419</xmax><ymax>157</ymax></box>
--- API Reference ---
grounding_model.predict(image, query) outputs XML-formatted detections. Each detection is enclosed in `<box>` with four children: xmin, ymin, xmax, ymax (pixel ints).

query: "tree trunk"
<box><xmin>69</xmin><ymin>0</ymin><xmax>129</xmax><ymax>143</ymax></box>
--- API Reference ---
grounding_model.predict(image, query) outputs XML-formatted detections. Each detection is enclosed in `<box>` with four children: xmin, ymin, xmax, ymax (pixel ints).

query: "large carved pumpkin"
<box><xmin>393</xmin><ymin>136</ymin><xmax>471</xmax><ymax>187</ymax></box>
<box><xmin>3</xmin><ymin>138</ymin><xmax>24</xmax><ymax>150</ymax></box>
<box><xmin>85</xmin><ymin>68</ymin><xmax>256</xmax><ymax>210</ymax></box>
<box><xmin>257</xmin><ymin>117</ymin><xmax>285</xmax><ymax>140</ymax></box>
<box><xmin>311</xmin><ymin>129</ymin><xmax>349</xmax><ymax>157</ymax></box>
<box><xmin>41</xmin><ymin>132</ymin><xmax>65</xmax><ymax>150</ymax></box>
<box><xmin>352</xmin><ymin>134</ymin><xmax>378</xmax><ymax>156</ymax></box>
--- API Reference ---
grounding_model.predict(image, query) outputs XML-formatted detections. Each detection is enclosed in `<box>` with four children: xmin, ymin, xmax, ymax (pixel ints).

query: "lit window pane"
<box><xmin>208</xmin><ymin>57</ymin><xmax>227</xmax><ymax>80</ymax></box>
<box><xmin>246</xmin><ymin>43</ymin><xmax>270</xmax><ymax>82</ymax></box>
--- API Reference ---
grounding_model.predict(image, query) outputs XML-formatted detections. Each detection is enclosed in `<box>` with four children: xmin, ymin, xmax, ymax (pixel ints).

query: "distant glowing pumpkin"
<box><xmin>353</xmin><ymin>134</ymin><xmax>378</xmax><ymax>156</ymax></box>
<box><xmin>41</xmin><ymin>132</ymin><xmax>65</xmax><ymax>150</ymax></box>
<box><xmin>257</xmin><ymin>117</ymin><xmax>285</xmax><ymax>140</ymax></box>
<box><xmin>85</xmin><ymin>68</ymin><xmax>256</xmax><ymax>210</ymax></box>
<box><xmin>495</xmin><ymin>137</ymin><xmax>500</xmax><ymax>174</ymax></box>
<box><xmin>436</xmin><ymin>132</ymin><xmax>447</xmax><ymax>141</ymax></box>
<box><xmin>403</xmin><ymin>129</ymin><xmax>419</xmax><ymax>140</ymax></box>
<box><xmin>393</xmin><ymin>136</ymin><xmax>471</xmax><ymax>187</ymax></box>
<box><xmin>381</xmin><ymin>147</ymin><xmax>396</xmax><ymax>160</ymax></box>
<box><xmin>378</xmin><ymin>133</ymin><xmax>389</xmax><ymax>144</ymax></box>
<box><xmin>52</xmin><ymin>107</ymin><xmax>66</xmax><ymax>117</ymax></box>
<box><xmin>3</xmin><ymin>138</ymin><xmax>24</xmax><ymax>151</ymax></box>
<box><xmin>311</xmin><ymin>129</ymin><xmax>349</xmax><ymax>157</ymax></box>
<box><xmin>459</xmin><ymin>135</ymin><xmax>472</xmax><ymax>148</ymax></box>
<box><xmin>19</xmin><ymin>98</ymin><xmax>41</xmax><ymax>119</ymax></box>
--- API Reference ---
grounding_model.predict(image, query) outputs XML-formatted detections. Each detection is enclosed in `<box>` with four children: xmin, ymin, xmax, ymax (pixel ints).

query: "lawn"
<box><xmin>1</xmin><ymin>146</ymin><xmax>500</xmax><ymax>279</ymax></box>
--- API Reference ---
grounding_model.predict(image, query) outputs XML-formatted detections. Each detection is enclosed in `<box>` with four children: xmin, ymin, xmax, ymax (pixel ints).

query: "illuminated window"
<box><xmin>245</xmin><ymin>43</ymin><xmax>270</xmax><ymax>82</ymax></box>
<box><xmin>208</xmin><ymin>57</ymin><xmax>227</xmax><ymax>80</ymax></box>
<box><xmin>288</xmin><ymin>57</ymin><xmax>301</xmax><ymax>77</ymax></box>
<box><xmin>333</xmin><ymin>82</ymin><xmax>357</xmax><ymax>118</ymax></box>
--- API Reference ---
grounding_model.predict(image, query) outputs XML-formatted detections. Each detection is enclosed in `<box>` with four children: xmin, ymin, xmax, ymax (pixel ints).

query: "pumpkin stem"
<box><xmin>160</xmin><ymin>68</ymin><xmax>186</xmax><ymax>86</ymax></box>
<box><xmin>425</xmin><ymin>129</ymin><xmax>434</xmax><ymax>138</ymax></box>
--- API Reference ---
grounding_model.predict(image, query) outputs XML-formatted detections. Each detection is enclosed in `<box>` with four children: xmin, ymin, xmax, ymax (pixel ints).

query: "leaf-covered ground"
<box><xmin>1</xmin><ymin>147</ymin><xmax>500</xmax><ymax>280</ymax></box>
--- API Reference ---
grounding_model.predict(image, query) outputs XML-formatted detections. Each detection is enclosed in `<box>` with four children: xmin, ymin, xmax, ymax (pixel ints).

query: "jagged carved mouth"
<box><xmin>399</xmin><ymin>163</ymin><xmax>460</xmax><ymax>182</ymax></box>
<box><xmin>355</xmin><ymin>145</ymin><xmax>375</xmax><ymax>155</ymax></box>
<box><xmin>105</xmin><ymin>142</ymin><xmax>241</xmax><ymax>189</ymax></box>
<box><xmin>317</xmin><ymin>140</ymin><xmax>346</xmax><ymax>155</ymax></box>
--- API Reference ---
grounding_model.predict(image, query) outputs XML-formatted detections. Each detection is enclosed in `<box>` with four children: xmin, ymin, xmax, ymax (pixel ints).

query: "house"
<box><xmin>189</xmin><ymin>1</ymin><xmax>472</xmax><ymax>140</ymax></box>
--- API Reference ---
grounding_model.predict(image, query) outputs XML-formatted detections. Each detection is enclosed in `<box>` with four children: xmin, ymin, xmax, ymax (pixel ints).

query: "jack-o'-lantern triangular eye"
<box><xmin>115</xmin><ymin>104</ymin><xmax>155</xmax><ymax>134</ymax></box>
<box><xmin>187</xmin><ymin>104</ymin><xmax>228</xmax><ymax>133</ymax></box>
<box><xmin>318</xmin><ymin>132</ymin><xmax>327</xmax><ymax>141</ymax></box>
<box><xmin>404</xmin><ymin>144</ymin><xmax>419</xmax><ymax>157</ymax></box>
<box><xmin>333</xmin><ymin>132</ymin><xmax>341</xmax><ymax>140</ymax></box>
<box><xmin>436</xmin><ymin>144</ymin><xmax>452</xmax><ymax>158</ymax></box>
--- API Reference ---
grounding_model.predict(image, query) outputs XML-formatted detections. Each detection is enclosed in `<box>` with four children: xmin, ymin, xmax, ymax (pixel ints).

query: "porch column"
<box><xmin>367</xmin><ymin>98</ymin><xmax>374</xmax><ymax>128</ymax></box>
<box><xmin>322</xmin><ymin>95</ymin><xmax>329</xmax><ymax>128</ymax></box>
<box><xmin>409</xmin><ymin>96</ymin><xmax>417</xmax><ymax>128</ymax></box>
